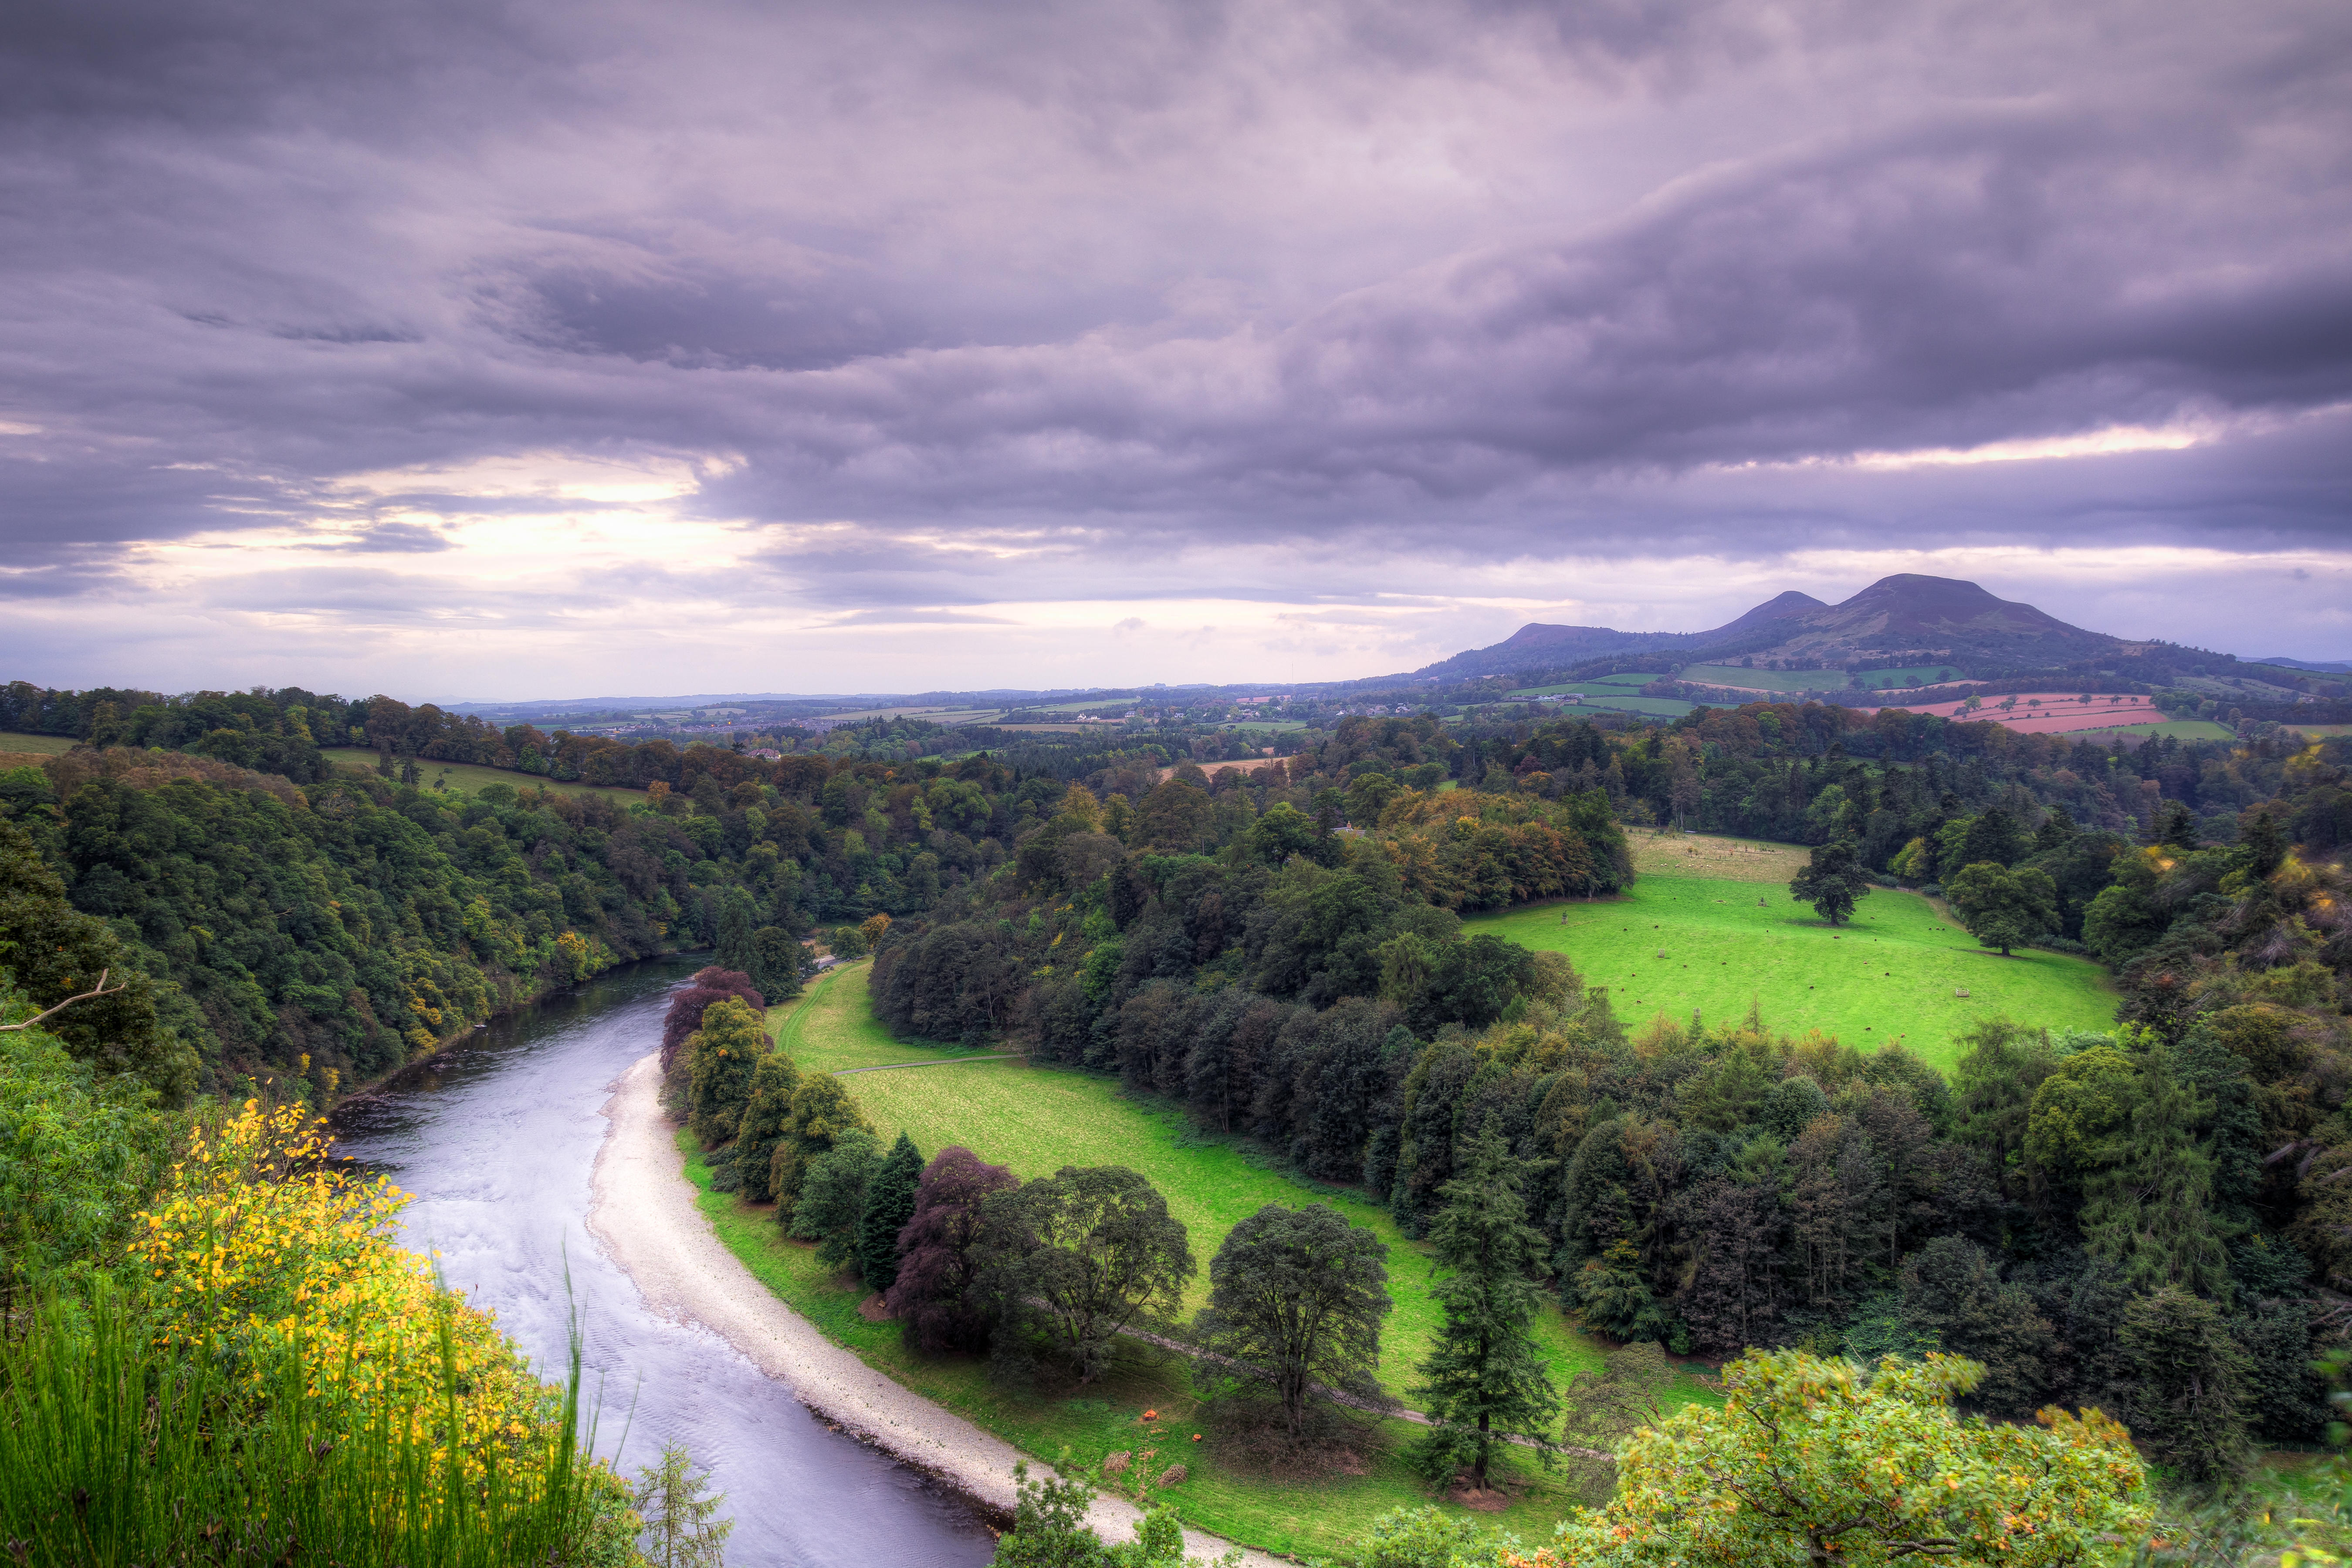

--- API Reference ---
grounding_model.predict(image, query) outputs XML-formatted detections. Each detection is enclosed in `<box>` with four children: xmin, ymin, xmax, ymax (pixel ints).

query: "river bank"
<box><xmin>588</xmin><ymin>1051</ymin><xmax>1282</xmax><ymax>1566</ymax></box>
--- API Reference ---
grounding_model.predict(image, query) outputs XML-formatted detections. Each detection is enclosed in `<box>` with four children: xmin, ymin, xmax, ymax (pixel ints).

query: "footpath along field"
<box><xmin>1465</xmin><ymin>832</ymin><xmax>2118</xmax><ymax>1071</ymax></box>
<box><xmin>678</xmin><ymin>964</ymin><xmax>1716</xmax><ymax>1557</ymax></box>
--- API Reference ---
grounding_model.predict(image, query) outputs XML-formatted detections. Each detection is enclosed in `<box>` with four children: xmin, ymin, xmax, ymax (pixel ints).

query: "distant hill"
<box><xmin>1758</xmin><ymin>575</ymin><xmax>2115</xmax><ymax>666</ymax></box>
<box><xmin>1417</xmin><ymin>575</ymin><xmax>2116</xmax><ymax>683</ymax></box>
<box><xmin>2257</xmin><ymin>656</ymin><xmax>2352</xmax><ymax>674</ymax></box>
<box><xmin>1412</xmin><ymin>589</ymin><xmax>1825</xmax><ymax>680</ymax></box>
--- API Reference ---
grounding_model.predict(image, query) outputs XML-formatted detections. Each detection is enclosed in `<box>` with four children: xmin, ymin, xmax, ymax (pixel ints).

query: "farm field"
<box><xmin>1579</xmin><ymin>693</ymin><xmax>1699</xmax><ymax>718</ymax></box>
<box><xmin>0</xmin><ymin>732</ymin><xmax>77</xmax><ymax>755</ymax></box>
<box><xmin>1589</xmin><ymin>671</ymin><xmax>1665</xmax><ymax>687</ymax></box>
<box><xmin>2078</xmin><ymin>720</ymin><xmax>2238</xmax><ymax>743</ymax></box>
<box><xmin>1677</xmin><ymin>665</ymin><xmax>1848</xmax><ymax>693</ymax></box>
<box><xmin>1853</xmin><ymin>665</ymin><xmax>1963</xmax><ymax>689</ymax></box>
<box><xmin>712</xmin><ymin>964</ymin><xmax>1719</xmax><ymax>1551</ymax></box>
<box><xmin>1465</xmin><ymin>843</ymin><xmax>2118</xmax><ymax>1072</ymax></box>
<box><xmin>320</xmin><ymin>747</ymin><xmax>647</xmax><ymax>801</ymax></box>
<box><xmin>2288</xmin><ymin>724</ymin><xmax>2352</xmax><ymax>740</ymax></box>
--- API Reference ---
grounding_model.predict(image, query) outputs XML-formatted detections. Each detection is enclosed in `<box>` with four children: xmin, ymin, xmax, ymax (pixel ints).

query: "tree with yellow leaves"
<box><xmin>1520</xmin><ymin>1349</ymin><xmax>2148</xmax><ymax>1568</ymax></box>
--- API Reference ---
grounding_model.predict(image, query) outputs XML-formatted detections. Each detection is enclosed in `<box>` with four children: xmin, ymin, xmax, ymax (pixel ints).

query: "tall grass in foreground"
<box><xmin>0</xmin><ymin>1288</ymin><xmax>630</xmax><ymax>1566</ymax></box>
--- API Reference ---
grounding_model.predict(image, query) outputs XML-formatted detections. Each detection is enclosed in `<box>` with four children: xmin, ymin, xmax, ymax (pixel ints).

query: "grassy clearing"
<box><xmin>679</xmin><ymin>1133</ymin><xmax>1586</xmax><ymax>1557</ymax></box>
<box><xmin>1677</xmin><ymin>666</ymin><xmax>1848</xmax><ymax>693</ymax></box>
<box><xmin>2069</xmin><ymin>720</ymin><xmax>2237</xmax><ymax>743</ymax></box>
<box><xmin>696</xmin><ymin>965</ymin><xmax>1722</xmax><ymax>1551</ymax></box>
<box><xmin>2288</xmin><ymin>724</ymin><xmax>2352</xmax><ymax>740</ymax></box>
<box><xmin>319</xmin><ymin>748</ymin><xmax>646</xmax><ymax>801</ymax></box>
<box><xmin>1854</xmin><ymin>665</ymin><xmax>1963</xmax><ymax>689</ymax></box>
<box><xmin>0</xmin><ymin>732</ymin><xmax>77</xmax><ymax>755</ymax></box>
<box><xmin>1465</xmin><ymin>859</ymin><xmax>2118</xmax><ymax>1074</ymax></box>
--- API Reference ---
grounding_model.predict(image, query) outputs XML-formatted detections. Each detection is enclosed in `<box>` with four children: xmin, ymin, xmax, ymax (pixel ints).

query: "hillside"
<box><xmin>1420</xmin><ymin>574</ymin><xmax>2117</xmax><ymax>683</ymax></box>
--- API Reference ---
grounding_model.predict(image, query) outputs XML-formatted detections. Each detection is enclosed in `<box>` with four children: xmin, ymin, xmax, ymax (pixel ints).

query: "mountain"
<box><xmin>1756</xmin><ymin>575</ymin><xmax>2115</xmax><ymax>665</ymax></box>
<box><xmin>1410</xmin><ymin>590</ymin><xmax>1827</xmax><ymax>681</ymax></box>
<box><xmin>1415</xmin><ymin>576</ymin><xmax>2115</xmax><ymax>683</ymax></box>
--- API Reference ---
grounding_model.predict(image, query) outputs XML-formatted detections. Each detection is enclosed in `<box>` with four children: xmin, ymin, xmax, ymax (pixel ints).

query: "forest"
<box><xmin>5</xmin><ymin>677</ymin><xmax>2351</xmax><ymax>1485</ymax></box>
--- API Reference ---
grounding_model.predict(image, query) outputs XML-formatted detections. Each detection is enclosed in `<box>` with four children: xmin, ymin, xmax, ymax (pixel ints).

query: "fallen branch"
<box><xmin>0</xmin><ymin>969</ymin><xmax>125</xmax><ymax>1033</ymax></box>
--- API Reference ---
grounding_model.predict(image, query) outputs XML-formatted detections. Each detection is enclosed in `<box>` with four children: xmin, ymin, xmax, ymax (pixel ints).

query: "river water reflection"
<box><xmin>332</xmin><ymin>957</ymin><xmax>996</xmax><ymax>1567</ymax></box>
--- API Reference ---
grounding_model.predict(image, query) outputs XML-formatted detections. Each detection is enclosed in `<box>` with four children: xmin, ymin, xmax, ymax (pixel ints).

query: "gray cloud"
<box><xmin>0</xmin><ymin>0</ymin><xmax>2346</xmax><ymax>683</ymax></box>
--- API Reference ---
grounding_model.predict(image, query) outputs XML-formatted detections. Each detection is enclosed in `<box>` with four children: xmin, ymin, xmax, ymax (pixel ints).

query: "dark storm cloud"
<box><xmin>0</xmin><ymin>0</ymin><xmax>2346</xmax><ymax>630</ymax></box>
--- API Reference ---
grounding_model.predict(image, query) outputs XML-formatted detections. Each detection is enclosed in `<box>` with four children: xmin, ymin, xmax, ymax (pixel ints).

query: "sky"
<box><xmin>2</xmin><ymin>0</ymin><xmax>2348</xmax><ymax>701</ymax></box>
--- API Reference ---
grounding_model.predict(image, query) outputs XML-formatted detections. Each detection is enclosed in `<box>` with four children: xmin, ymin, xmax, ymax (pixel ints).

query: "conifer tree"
<box><xmin>1409</xmin><ymin>1122</ymin><xmax>1560</xmax><ymax>1488</ymax></box>
<box><xmin>859</xmin><ymin>1132</ymin><xmax>924</xmax><ymax>1293</ymax></box>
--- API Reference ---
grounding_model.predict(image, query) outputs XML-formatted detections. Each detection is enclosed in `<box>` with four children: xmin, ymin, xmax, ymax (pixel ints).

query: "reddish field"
<box><xmin>1861</xmin><ymin>693</ymin><xmax>2158</xmax><ymax>735</ymax></box>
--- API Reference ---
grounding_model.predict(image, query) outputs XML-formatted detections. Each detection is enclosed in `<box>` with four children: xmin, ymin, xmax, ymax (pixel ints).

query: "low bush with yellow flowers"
<box><xmin>132</xmin><ymin>1099</ymin><xmax>579</xmax><ymax>1480</ymax></box>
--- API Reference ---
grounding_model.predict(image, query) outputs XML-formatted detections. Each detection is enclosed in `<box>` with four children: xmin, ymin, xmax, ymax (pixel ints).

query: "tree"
<box><xmin>732</xmin><ymin>1050</ymin><xmax>801</xmax><ymax>1203</ymax></box>
<box><xmin>1788</xmin><ymin>837</ymin><xmax>1871</xmax><ymax>926</ymax></box>
<box><xmin>980</xmin><ymin>1165</ymin><xmax>1196</xmax><ymax>1383</ymax></box>
<box><xmin>1943</xmin><ymin>861</ymin><xmax>2058</xmax><ymax>955</ymax></box>
<box><xmin>2119</xmin><ymin>1286</ymin><xmax>2252</xmax><ymax>1484</ymax></box>
<box><xmin>685</xmin><ymin>996</ymin><xmax>768</xmax><ymax>1147</ymax></box>
<box><xmin>1408</xmin><ymin>1123</ymin><xmax>1560</xmax><ymax>1489</ymax></box>
<box><xmin>1193</xmin><ymin>1203</ymin><xmax>1392</xmax><ymax>1442</ymax></box>
<box><xmin>1558</xmin><ymin>1341</ymin><xmax>1679</xmax><ymax>1503</ymax></box>
<box><xmin>768</xmin><ymin>1073</ymin><xmax>876</xmax><ymax>1225</ymax></box>
<box><xmin>1896</xmin><ymin>1236</ymin><xmax>2054</xmax><ymax>1416</ymax></box>
<box><xmin>748</xmin><ymin>925</ymin><xmax>803</xmax><ymax>1003</ymax></box>
<box><xmin>987</xmin><ymin>1463</ymin><xmax>1202</xmax><ymax>1568</ymax></box>
<box><xmin>1542</xmin><ymin>1351</ymin><xmax>2149</xmax><ymax>1568</ymax></box>
<box><xmin>713</xmin><ymin>887</ymin><xmax>759</xmax><ymax>975</ymax></box>
<box><xmin>660</xmin><ymin>967</ymin><xmax>763</xmax><ymax>1071</ymax></box>
<box><xmin>0</xmin><ymin>818</ymin><xmax>195</xmax><ymax>1101</ymax></box>
<box><xmin>885</xmin><ymin>1146</ymin><xmax>1019</xmax><ymax>1352</ymax></box>
<box><xmin>791</xmin><ymin>1129</ymin><xmax>883</xmax><ymax>1269</ymax></box>
<box><xmin>634</xmin><ymin>1442</ymin><xmax>733</xmax><ymax>1568</ymax></box>
<box><xmin>857</xmin><ymin>1132</ymin><xmax>924</xmax><ymax>1294</ymax></box>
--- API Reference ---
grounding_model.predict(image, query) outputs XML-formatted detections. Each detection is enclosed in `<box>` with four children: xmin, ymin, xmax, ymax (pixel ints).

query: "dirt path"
<box><xmin>587</xmin><ymin>1052</ymin><xmax>1283</xmax><ymax>1566</ymax></box>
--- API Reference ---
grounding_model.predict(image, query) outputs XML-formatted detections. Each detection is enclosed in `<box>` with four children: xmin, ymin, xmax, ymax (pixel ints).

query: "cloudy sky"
<box><xmin>3</xmin><ymin>0</ymin><xmax>2348</xmax><ymax>700</ymax></box>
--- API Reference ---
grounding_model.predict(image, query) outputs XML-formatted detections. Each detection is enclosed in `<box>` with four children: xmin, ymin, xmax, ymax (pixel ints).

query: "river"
<box><xmin>332</xmin><ymin>957</ymin><xmax>998</xmax><ymax>1567</ymax></box>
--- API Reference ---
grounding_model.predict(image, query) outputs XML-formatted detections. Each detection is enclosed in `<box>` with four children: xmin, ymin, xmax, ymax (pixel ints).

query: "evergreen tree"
<box><xmin>1409</xmin><ymin>1122</ymin><xmax>1560</xmax><ymax>1488</ymax></box>
<box><xmin>714</xmin><ymin>888</ymin><xmax>759</xmax><ymax>974</ymax></box>
<box><xmin>749</xmin><ymin>924</ymin><xmax>804</xmax><ymax>1003</ymax></box>
<box><xmin>858</xmin><ymin>1132</ymin><xmax>924</xmax><ymax>1293</ymax></box>
<box><xmin>2119</xmin><ymin>1286</ymin><xmax>2252</xmax><ymax>1484</ymax></box>
<box><xmin>633</xmin><ymin>1442</ymin><xmax>733</xmax><ymax>1568</ymax></box>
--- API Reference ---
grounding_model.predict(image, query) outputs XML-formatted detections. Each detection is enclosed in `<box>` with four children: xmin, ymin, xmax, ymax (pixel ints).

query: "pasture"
<box><xmin>1854</xmin><ymin>665</ymin><xmax>1963</xmax><ymax>689</ymax></box>
<box><xmin>1465</xmin><ymin>843</ymin><xmax>2118</xmax><ymax>1072</ymax></box>
<box><xmin>319</xmin><ymin>747</ymin><xmax>646</xmax><ymax>801</ymax></box>
<box><xmin>1677</xmin><ymin>665</ymin><xmax>1848</xmax><ymax>693</ymax></box>
<box><xmin>2080</xmin><ymin>720</ymin><xmax>2237</xmax><ymax>743</ymax></box>
<box><xmin>0</xmin><ymin>732</ymin><xmax>77</xmax><ymax>755</ymax></box>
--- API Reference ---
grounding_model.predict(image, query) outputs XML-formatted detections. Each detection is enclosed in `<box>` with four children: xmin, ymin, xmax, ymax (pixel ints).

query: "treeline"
<box><xmin>860</xmin><ymin>733</ymin><xmax>2352</xmax><ymax>1478</ymax></box>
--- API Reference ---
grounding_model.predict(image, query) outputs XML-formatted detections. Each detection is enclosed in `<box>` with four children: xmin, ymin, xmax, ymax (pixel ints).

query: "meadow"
<box><xmin>1853</xmin><ymin>665</ymin><xmax>1962</xmax><ymax>689</ymax></box>
<box><xmin>679</xmin><ymin>964</ymin><xmax>1723</xmax><ymax>1554</ymax></box>
<box><xmin>1677</xmin><ymin>665</ymin><xmax>1848</xmax><ymax>693</ymax></box>
<box><xmin>319</xmin><ymin>747</ymin><xmax>646</xmax><ymax>801</ymax></box>
<box><xmin>1466</xmin><ymin>832</ymin><xmax>2118</xmax><ymax>1072</ymax></box>
<box><xmin>2074</xmin><ymin>720</ymin><xmax>2238</xmax><ymax>743</ymax></box>
<box><xmin>0</xmin><ymin>731</ymin><xmax>78</xmax><ymax>755</ymax></box>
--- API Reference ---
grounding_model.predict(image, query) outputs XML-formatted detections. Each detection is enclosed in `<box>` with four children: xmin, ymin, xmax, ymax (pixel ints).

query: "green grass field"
<box><xmin>320</xmin><ymin>748</ymin><xmax>646</xmax><ymax>801</ymax></box>
<box><xmin>2068</xmin><ymin>720</ymin><xmax>2236</xmax><ymax>743</ymax></box>
<box><xmin>0</xmin><ymin>732</ymin><xmax>77</xmax><ymax>756</ymax></box>
<box><xmin>1578</xmin><ymin>694</ymin><xmax>1699</xmax><ymax>718</ymax></box>
<box><xmin>681</xmin><ymin>964</ymin><xmax>1723</xmax><ymax>1551</ymax></box>
<box><xmin>1465</xmin><ymin>847</ymin><xmax>2118</xmax><ymax>1072</ymax></box>
<box><xmin>1854</xmin><ymin>666</ymin><xmax>1962</xmax><ymax>689</ymax></box>
<box><xmin>2288</xmin><ymin>724</ymin><xmax>2352</xmax><ymax>740</ymax></box>
<box><xmin>1588</xmin><ymin>672</ymin><xmax>1665</xmax><ymax>688</ymax></box>
<box><xmin>1677</xmin><ymin>666</ymin><xmax>1848</xmax><ymax>693</ymax></box>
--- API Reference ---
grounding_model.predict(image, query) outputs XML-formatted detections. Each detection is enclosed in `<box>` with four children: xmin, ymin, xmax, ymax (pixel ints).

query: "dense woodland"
<box><xmin>6</xmin><ymin>679</ymin><xmax>2352</xmax><ymax>1477</ymax></box>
